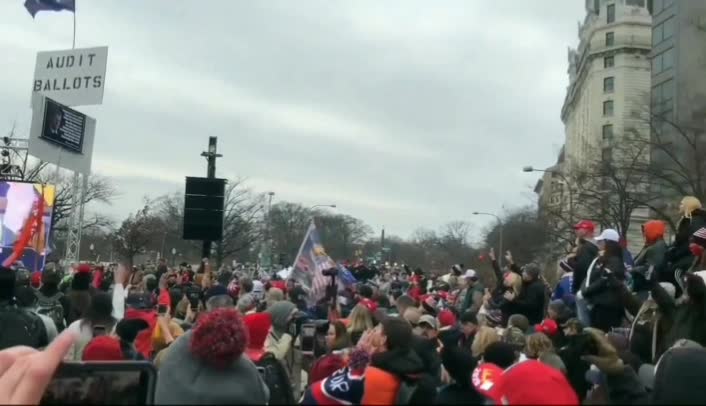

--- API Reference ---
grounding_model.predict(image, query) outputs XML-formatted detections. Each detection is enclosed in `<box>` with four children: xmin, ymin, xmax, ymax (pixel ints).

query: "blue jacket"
<box><xmin>553</xmin><ymin>273</ymin><xmax>575</xmax><ymax>307</ymax></box>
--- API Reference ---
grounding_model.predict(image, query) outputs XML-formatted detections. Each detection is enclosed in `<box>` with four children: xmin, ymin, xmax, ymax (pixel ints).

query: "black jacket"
<box><xmin>572</xmin><ymin>239</ymin><xmax>599</xmax><ymax>294</ymax></box>
<box><xmin>558</xmin><ymin>335</ymin><xmax>592</xmax><ymax>401</ymax></box>
<box><xmin>632</xmin><ymin>240</ymin><xmax>668</xmax><ymax>292</ymax></box>
<box><xmin>582</xmin><ymin>255</ymin><xmax>626</xmax><ymax>331</ymax></box>
<box><xmin>668</xmin><ymin>209</ymin><xmax>706</xmax><ymax>268</ymax></box>
<box><xmin>510</xmin><ymin>278</ymin><xmax>546</xmax><ymax>325</ymax></box>
<box><xmin>411</xmin><ymin>336</ymin><xmax>442</xmax><ymax>385</ymax></box>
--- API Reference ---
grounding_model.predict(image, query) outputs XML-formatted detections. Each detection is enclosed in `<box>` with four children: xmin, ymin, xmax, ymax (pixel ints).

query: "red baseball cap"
<box><xmin>535</xmin><ymin>319</ymin><xmax>559</xmax><ymax>337</ymax></box>
<box><xmin>573</xmin><ymin>220</ymin><xmax>595</xmax><ymax>233</ymax></box>
<box><xmin>358</xmin><ymin>298</ymin><xmax>378</xmax><ymax>313</ymax></box>
<box><xmin>437</xmin><ymin>309</ymin><xmax>457</xmax><ymax>328</ymax></box>
<box><xmin>471</xmin><ymin>363</ymin><xmax>503</xmax><ymax>399</ymax></box>
<box><xmin>474</xmin><ymin>361</ymin><xmax>579</xmax><ymax>405</ymax></box>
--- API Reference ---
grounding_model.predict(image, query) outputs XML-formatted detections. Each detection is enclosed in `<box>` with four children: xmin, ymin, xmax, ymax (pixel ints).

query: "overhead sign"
<box><xmin>29</xmin><ymin>95</ymin><xmax>96</xmax><ymax>175</ymax></box>
<box><xmin>31</xmin><ymin>46</ymin><xmax>108</xmax><ymax>107</ymax></box>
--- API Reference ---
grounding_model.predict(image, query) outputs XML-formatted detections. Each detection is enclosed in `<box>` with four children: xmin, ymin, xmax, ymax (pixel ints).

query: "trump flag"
<box><xmin>291</xmin><ymin>221</ymin><xmax>337</xmax><ymax>305</ymax></box>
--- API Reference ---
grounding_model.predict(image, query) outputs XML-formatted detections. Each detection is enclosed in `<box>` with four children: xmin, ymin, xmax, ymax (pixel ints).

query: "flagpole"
<box><xmin>72</xmin><ymin>2</ymin><xmax>76</xmax><ymax>49</ymax></box>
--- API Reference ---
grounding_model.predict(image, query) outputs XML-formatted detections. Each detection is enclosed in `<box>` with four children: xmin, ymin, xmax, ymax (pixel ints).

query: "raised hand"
<box><xmin>488</xmin><ymin>248</ymin><xmax>496</xmax><ymax>262</ymax></box>
<box><xmin>505</xmin><ymin>251</ymin><xmax>514</xmax><ymax>265</ymax></box>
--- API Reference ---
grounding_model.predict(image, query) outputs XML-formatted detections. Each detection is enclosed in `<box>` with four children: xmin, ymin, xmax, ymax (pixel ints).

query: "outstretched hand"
<box><xmin>0</xmin><ymin>329</ymin><xmax>76</xmax><ymax>405</ymax></box>
<box><xmin>488</xmin><ymin>248</ymin><xmax>496</xmax><ymax>262</ymax></box>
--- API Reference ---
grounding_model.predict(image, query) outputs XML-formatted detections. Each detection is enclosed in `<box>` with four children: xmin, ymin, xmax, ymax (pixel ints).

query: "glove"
<box><xmin>581</xmin><ymin>328</ymin><xmax>624</xmax><ymax>375</ymax></box>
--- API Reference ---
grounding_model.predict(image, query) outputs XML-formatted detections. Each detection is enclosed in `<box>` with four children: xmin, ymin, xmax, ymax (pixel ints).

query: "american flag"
<box><xmin>291</xmin><ymin>222</ymin><xmax>337</xmax><ymax>305</ymax></box>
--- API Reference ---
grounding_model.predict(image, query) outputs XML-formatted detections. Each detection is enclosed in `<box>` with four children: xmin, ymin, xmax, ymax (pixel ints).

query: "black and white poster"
<box><xmin>29</xmin><ymin>94</ymin><xmax>96</xmax><ymax>175</ymax></box>
<box><xmin>40</xmin><ymin>97</ymin><xmax>85</xmax><ymax>154</ymax></box>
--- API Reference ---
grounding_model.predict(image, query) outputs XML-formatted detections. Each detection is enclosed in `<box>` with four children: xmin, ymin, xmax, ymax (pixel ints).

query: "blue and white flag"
<box><xmin>291</xmin><ymin>221</ymin><xmax>337</xmax><ymax>304</ymax></box>
<box><xmin>24</xmin><ymin>0</ymin><xmax>75</xmax><ymax>18</ymax></box>
<box><xmin>337</xmin><ymin>263</ymin><xmax>357</xmax><ymax>286</ymax></box>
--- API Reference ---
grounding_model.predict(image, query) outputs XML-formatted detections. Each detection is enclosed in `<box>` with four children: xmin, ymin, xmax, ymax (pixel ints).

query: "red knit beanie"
<box><xmin>190</xmin><ymin>308</ymin><xmax>248</xmax><ymax>369</ymax></box>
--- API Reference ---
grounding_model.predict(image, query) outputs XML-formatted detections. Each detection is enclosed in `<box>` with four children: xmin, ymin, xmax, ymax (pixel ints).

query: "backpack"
<box><xmin>0</xmin><ymin>304</ymin><xmax>46</xmax><ymax>350</ymax></box>
<box><xmin>254</xmin><ymin>353</ymin><xmax>295</xmax><ymax>405</ymax></box>
<box><xmin>36</xmin><ymin>291</ymin><xmax>65</xmax><ymax>332</ymax></box>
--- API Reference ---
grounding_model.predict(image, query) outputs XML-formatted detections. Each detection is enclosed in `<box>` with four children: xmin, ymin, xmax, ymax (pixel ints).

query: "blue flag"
<box><xmin>24</xmin><ymin>0</ymin><xmax>75</xmax><ymax>18</ymax></box>
<box><xmin>337</xmin><ymin>263</ymin><xmax>357</xmax><ymax>286</ymax></box>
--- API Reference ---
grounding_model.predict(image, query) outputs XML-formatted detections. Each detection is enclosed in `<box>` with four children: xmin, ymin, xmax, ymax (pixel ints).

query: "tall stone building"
<box><xmin>560</xmin><ymin>0</ymin><xmax>652</xmax><ymax>252</ymax></box>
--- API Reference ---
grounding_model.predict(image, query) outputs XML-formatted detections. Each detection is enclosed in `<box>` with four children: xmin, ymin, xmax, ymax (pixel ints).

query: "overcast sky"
<box><xmin>0</xmin><ymin>1</ymin><xmax>585</xmax><ymax>240</ymax></box>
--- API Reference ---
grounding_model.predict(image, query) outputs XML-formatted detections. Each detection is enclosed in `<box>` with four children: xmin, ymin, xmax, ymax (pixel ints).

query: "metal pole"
<box><xmin>201</xmin><ymin>136</ymin><xmax>220</xmax><ymax>260</ymax></box>
<box><xmin>498</xmin><ymin>219</ymin><xmax>503</xmax><ymax>269</ymax></box>
<box><xmin>72</xmin><ymin>3</ymin><xmax>76</xmax><ymax>49</ymax></box>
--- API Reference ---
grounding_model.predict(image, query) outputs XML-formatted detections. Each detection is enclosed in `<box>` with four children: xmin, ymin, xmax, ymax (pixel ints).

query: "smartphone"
<box><xmin>300</xmin><ymin>323</ymin><xmax>316</xmax><ymax>355</ymax></box>
<box><xmin>41</xmin><ymin>361</ymin><xmax>156</xmax><ymax>405</ymax></box>
<box><xmin>157</xmin><ymin>304</ymin><xmax>168</xmax><ymax>315</ymax></box>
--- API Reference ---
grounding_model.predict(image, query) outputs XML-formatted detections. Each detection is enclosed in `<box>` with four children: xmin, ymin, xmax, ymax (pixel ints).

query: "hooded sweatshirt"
<box><xmin>633</xmin><ymin>220</ymin><xmax>668</xmax><ymax>291</ymax></box>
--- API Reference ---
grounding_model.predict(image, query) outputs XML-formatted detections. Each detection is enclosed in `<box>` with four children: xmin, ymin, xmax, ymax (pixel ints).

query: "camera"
<box><xmin>185</xmin><ymin>285</ymin><xmax>202</xmax><ymax>310</ymax></box>
<box><xmin>322</xmin><ymin>268</ymin><xmax>338</xmax><ymax>277</ymax></box>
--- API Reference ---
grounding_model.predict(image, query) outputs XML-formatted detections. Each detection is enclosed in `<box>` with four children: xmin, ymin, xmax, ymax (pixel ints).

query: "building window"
<box><xmin>604</xmin><ymin>56</ymin><xmax>614</xmax><ymax>68</ymax></box>
<box><xmin>652</xmin><ymin>47</ymin><xmax>674</xmax><ymax>74</ymax></box>
<box><xmin>602</xmin><ymin>147</ymin><xmax>613</xmax><ymax>162</ymax></box>
<box><xmin>653</xmin><ymin>17</ymin><xmax>674</xmax><ymax>46</ymax></box>
<box><xmin>607</xmin><ymin>4</ymin><xmax>616</xmax><ymax>23</ymax></box>
<box><xmin>603</xmin><ymin>100</ymin><xmax>614</xmax><ymax>116</ymax></box>
<box><xmin>626</xmin><ymin>0</ymin><xmax>644</xmax><ymax>6</ymax></box>
<box><xmin>606</xmin><ymin>32</ymin><xmax>615</xmax><ymax>46</ymax></box>
<box><xmin>602</xmin><ymin>124</ymin><xmax>614</xmax><ymax>140</ymax></box>
<box><xmin>652</xmin><ymin>79</ymin><xmax>674</xmax><ymax>114</ymax></box>
<box><xmin>604</xmin><ymin>77</ymin><xmax>615</xmax><ymax>93</ymax></box>
<box><xmin>653</xmin><ymin>0</ymin><xmax>664</xmax><ymax>14</ymax></box>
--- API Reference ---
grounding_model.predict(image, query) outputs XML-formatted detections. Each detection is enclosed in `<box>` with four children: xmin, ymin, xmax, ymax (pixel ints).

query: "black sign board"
<box><xmin>40</xmin><ymin>97</ymin><xmax>85</xmax><ymax>154</ymax></box>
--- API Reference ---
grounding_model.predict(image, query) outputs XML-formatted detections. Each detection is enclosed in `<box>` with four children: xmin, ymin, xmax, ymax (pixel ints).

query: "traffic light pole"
<box><xmin>200</xmin><ymin>136</ymin><xmax>222</xmax><ymax>260</ymax></box>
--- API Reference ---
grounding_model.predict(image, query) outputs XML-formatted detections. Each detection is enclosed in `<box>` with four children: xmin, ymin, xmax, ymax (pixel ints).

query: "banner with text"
<box><xmin>31</xmin><ymin>46</ymin><xmax>109</xmax><ymax>107</ymax></box>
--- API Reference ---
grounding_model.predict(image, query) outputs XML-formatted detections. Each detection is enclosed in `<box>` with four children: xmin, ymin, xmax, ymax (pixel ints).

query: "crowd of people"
<box><xmin>3</xmin><ymin>195</ymin><xmax>706</xmax><ymax>404</ymax></box>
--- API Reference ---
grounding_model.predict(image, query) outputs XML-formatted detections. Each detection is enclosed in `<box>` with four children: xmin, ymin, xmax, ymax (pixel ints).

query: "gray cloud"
<box><xmin>0</xmin><ymin>1</ymin><xmax>583</xmax><ymax>238</ymax></box>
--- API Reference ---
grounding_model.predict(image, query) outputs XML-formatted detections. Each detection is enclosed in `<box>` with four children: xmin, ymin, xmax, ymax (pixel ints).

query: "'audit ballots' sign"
<box><xmin>31</xmin><ymin>46</ymin><xmax>108</xmax><ymax>107</ymax></box>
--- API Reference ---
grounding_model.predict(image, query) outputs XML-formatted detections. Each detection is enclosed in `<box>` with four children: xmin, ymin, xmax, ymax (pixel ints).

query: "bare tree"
<box><xmin>23</xmin><ymin>161</ymin><xmax>117</xmax><ymax>232</ymax></box>
<box><xmin>111</xmin><ymin>204</ymin><xmax>162</xmax><ymax>266</ymax></box>
<box><xmin>571</xmin><ymin>130</ymin><xmax>655</xmax><ymax>238</ymax></box>
<box><xmin>483</xmin><ymin>207</ymin><xmax>549</xmax><ymax>266</ymax></box>
<box><xmin>213</xmin><ymin>181</ymin><xmax>264</xmax><ymax>267</ymax></box>
<box><xmin>317</xmin><ymin>213</ymin><xmax>373</xmax><ymax>260</ymax></box>
<box><xmin>268</xmin><ymin>202</ymin><xmax>312</xmax><ymax>263</ymax></box>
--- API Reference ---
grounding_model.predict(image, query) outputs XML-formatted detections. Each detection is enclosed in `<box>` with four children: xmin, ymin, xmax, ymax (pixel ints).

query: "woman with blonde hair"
<box><xmin>347</xmin><ymin>303</ymin><xmax>374</xmax><ymax>345</ymax></box>
<box><xmin>471</xmin><ymin>326</ymin><xmax>500</xmax><ymax>358</ymax></box>
<box><xmin>525</xmin><ymin>332</ymin><xmax>555</xmax><ymax>359</ymax></box>
<box><xmin>667</xmin><ymin>196</ymin><xmax>706</xmax><ymax>292</ymax></box>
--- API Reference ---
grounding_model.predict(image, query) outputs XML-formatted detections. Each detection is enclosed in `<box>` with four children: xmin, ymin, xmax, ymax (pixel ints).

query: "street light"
<box><xmin>473</xmin><ymin>211</ymin><xmax>503</xmax><ymax>268</ymax></box>
<box><xmin>89</xmin><ymin>243</ymin><xmax>95</xmax><ymax>262</ymax></box>
<box><xmin>309</xmin><ymin>204</ymin><xmax>337</xmax><ymax>210</ymax></box>
<box><xmin>523</xmin><ymin>165</ymin><xmax>575</xmax><ymax>226</ymax></box>
<box><xmin>171</xmin><ymin>248</ymin><xmax>177</xmax><ymax>266</ymax></box>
